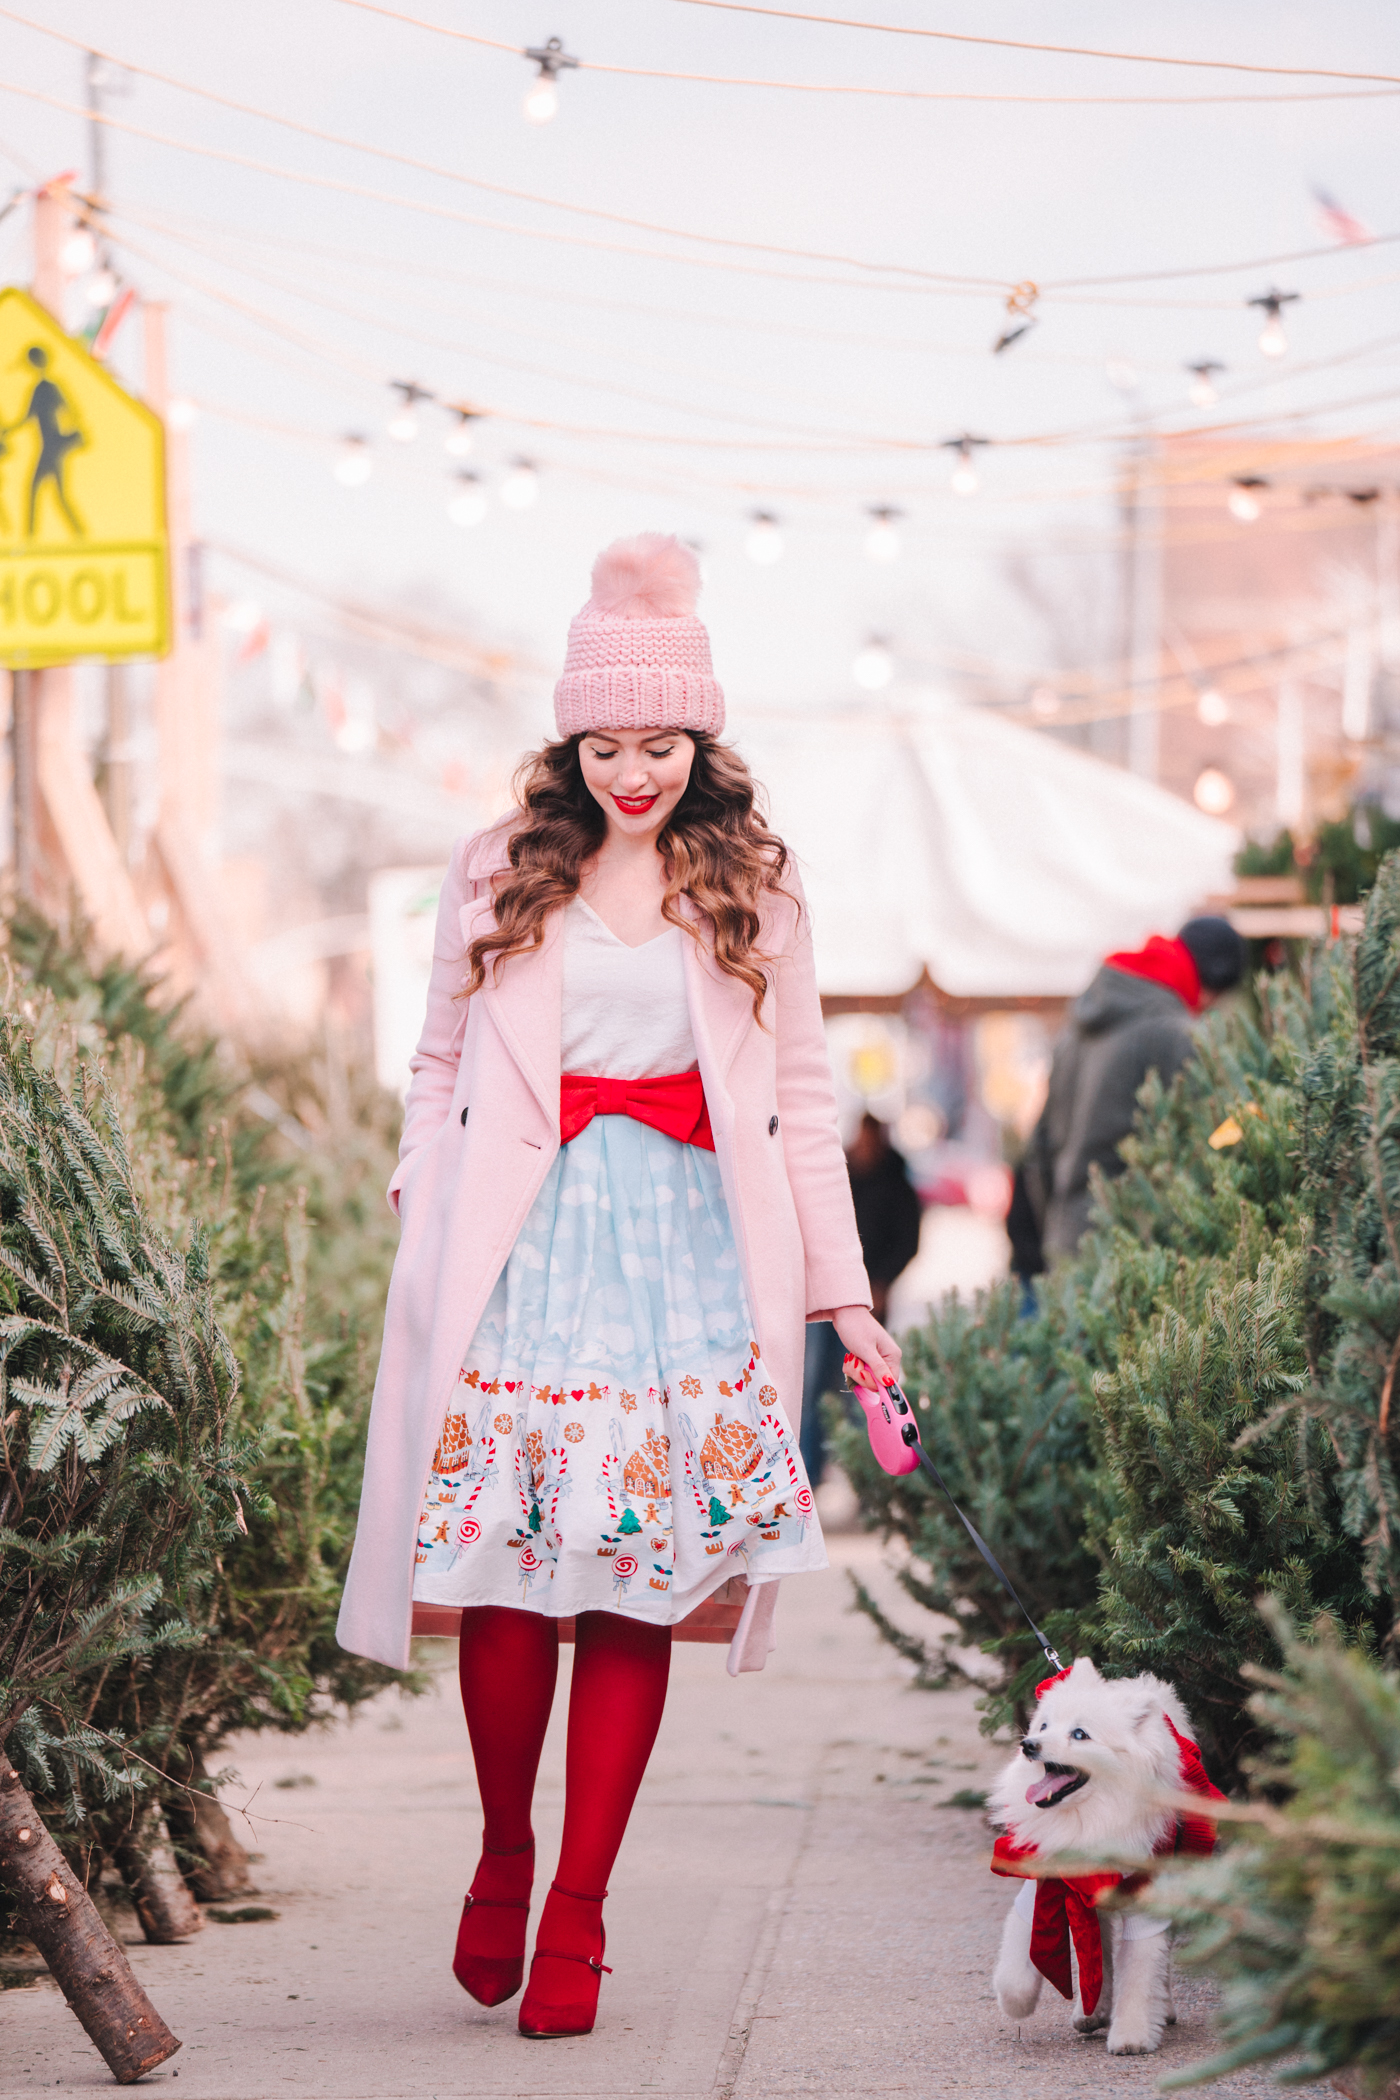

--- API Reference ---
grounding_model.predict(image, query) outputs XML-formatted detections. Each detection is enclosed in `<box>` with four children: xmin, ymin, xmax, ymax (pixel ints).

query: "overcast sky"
<box><xmin>1</xmin><ymin>0</ymin><xmax>1396</xmax><ymax>735</ymax></box>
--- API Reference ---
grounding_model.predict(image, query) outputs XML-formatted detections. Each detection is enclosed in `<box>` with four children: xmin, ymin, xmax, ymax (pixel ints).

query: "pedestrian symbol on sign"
<box><xmin>0</xmin><ymin>285</ymin><xmax>168</xmax><ymax>667</ymax></box>
<box><xmin>7</xmin><ymin>344</ymin><xmax>87</xmax><ymax>537</ymax></box>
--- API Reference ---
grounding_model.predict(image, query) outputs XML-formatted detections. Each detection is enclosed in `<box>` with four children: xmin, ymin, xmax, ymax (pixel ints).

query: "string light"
<box><xmin>1186</xmin><ymin>358</ymin><xmax>1225</xmax><ymax>407</ymax></box>
<box><xmin>853</xmin><ymin>636</ymin><xmax>894</xmax><ymax>691</ymax></box>
<box><xmin>745</xmin><ymin>511</ymin><xmax>784</xmax><ymax>564</ymax></box>
<box><xmin>942</xmin><ymin>433</ymin><xmax>988</xmax><ymax>495</ymax></box>
<box><xmin>1227</xmin><ymin>476</ymin><xmax>1267</xmax><ymax>522</ymax></box>
<box><xmin>387</xmin><ymin>379</ymin><xmax>429</xmax><ymax>442</ymax></box>
<box><xmin>864</xmin><ymin>506</ymin><xmax>902</xmax><ymax>562</ymax></box>
<box><xmin>1104</xmin><ymin>357</ymin><xmax>1138</xmax><ymax>393</ymax></box>
<box><xmin>447</xmin><ymin>470</ymin><xmax>487</xmax><ymax>526</ymax></box>
<box><xmin>59</xmin><ymin>224</ymin><xmax>96</xmax><ymax>275</ymax></box>
<box><xmin>334</xmin><ymin>433</ymin><xmax>373</xmax><ymax>486</ymax></box>
<box><xmin>84</xmin><ymin>266</ymin><xmax>119</xmax><ymax>308</ymax></box>
<box><xmin>1193</xmin><ymin>766</ymin><xmax>1236</xmax><ymax>815</ymax></box>
<box><xmin>444</xmin><ymin>406</ymin><xmax>480</xmax><ymax>457</ymax></box>
<box><xmin>500</xmin><ymin>458</ymin><xmax>539</xmax><ymax>509</ymax></box>
<box><xmin>1248</xmin><ymin>286</ymin><xmax>1299</xmax><ymax>358</ymax></box>
<box><xmin>166</xmin><ymin>395</ymin><xmax>199</xmax><ymax>431</ymax></box>
<box><xmin>523</xmin><ymin>37</ymin><xmax>579</xmax><ymax>124</ymax></box>
<box><xmin>1029</xmin><ymin>684</ymin><xmax>1061</xmax><ymax>719</ymax></box>
<box><xmin>1196</xmin><ymin>685</ymin><xmax>1229</xmax><ymax>726</ymax></box>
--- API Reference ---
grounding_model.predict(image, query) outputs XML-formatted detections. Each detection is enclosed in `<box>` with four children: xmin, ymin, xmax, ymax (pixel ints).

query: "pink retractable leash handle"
<box><xmin>841</xmin><ymin>1351</ymin><xmax>1064</xmax><ymax>1672</ymax></box>
<box><xmin>843</xmin><ymin>1352</ymin><xmax>921</xmax><ymax>1475</ymax></box>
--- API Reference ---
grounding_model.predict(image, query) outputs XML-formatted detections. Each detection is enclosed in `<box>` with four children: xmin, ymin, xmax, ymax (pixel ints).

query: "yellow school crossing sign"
<box><xmin>0</xmin><ymin>285</ymin><xmax>169</xmax><ymax>666</ymax></box>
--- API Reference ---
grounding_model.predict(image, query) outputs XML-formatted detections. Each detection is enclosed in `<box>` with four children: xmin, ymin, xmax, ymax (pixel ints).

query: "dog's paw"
<box><xmin>1072</xmin><ymin>2010</ymin><xmax>1110</xmax><ymax>2034</ymax></box>
<box><xmin>1106</xmin><ymin>2025</ymin><xmax>1160</xmax><ymax>2056</ymax></box>
<box><xmin>996</xmin><ymin>1983</ymin><xmax>1041</xmax><ymax>2021</ymax></box>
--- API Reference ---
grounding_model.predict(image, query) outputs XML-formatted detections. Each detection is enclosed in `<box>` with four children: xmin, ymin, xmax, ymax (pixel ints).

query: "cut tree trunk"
<box><xmin>1333</xmin><ymin>2075</ymin><xmax>1400</xmax><ymax>2100</ymax></box>
<box><xmin>163</xmin><ymin>1754</ymin><xmax>251</xmax><ymax>1900</ymax></box>
<box><xmin>0</xmin><ymin>1752</ymin><xmax>181</xmax><ymax>2083</ymax></box>
<box><xmin>114</xmin><ymin>1811</ymin><xmax>203</xmax><ymax>1944</ymax></box>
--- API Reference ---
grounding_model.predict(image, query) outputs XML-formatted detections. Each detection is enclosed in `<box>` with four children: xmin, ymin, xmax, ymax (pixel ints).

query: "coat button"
<box><xmin>768</xmin><ymin>1115</ymin><xmax>779</xmax><ymax>1136</ymax></box>
<box><xmin>460</xmin><ymin>1106</ymin><xmax>469</xmax><ymax>1126</ymax></box>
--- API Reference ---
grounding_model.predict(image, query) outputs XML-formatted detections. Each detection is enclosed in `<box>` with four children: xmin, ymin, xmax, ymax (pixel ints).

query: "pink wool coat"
<box><xmin>336</xmin><ymin>823</ymin><xmax>871</xmax><ymax>1670</ymax></box>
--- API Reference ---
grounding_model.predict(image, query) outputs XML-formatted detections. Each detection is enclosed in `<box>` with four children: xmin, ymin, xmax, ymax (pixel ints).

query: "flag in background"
<box><xmin>1314</xmin><ymin>187</ymin><xmax>1372</xmax><ymax>246</ymax></box>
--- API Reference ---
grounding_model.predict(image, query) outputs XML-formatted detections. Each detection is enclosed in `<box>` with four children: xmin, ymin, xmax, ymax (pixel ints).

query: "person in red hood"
<box><xmin>1021</xmin><ymin>917</ymin><xmax>1246</xmax><ymax>1266</ymax></box>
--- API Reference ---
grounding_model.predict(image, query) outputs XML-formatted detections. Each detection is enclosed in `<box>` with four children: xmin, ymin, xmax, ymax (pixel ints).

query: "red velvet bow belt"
<box><xmin>559</xmin><ymin>1071</ymin><xmax>715</xmax><ymax>1151</ymax></box>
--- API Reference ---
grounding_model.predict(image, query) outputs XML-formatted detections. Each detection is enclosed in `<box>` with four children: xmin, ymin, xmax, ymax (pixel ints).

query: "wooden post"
<box><xmin>0</xmin><ymin>1753</ymin><xmax>181</xmax><ymax>2084</ymax></box>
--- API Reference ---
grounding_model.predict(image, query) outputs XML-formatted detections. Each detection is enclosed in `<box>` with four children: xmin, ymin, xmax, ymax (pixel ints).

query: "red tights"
<box><xmin>454</xmin><ymin>1607</ymin><xmax>671</xmax><ymax>2008</ymax></box>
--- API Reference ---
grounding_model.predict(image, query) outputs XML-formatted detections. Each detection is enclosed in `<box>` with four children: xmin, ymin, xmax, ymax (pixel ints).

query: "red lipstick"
<box><xmin>611</xmin><ymin>793</ymin><xmax>659</xmax><ymax>815</ymax></box>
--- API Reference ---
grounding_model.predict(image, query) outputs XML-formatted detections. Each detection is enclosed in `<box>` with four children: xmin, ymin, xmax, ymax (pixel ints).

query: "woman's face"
<box><xmin>578</xmin><ymin>727</ymin><xmax>696</xmax><ymax>840</ymax></box>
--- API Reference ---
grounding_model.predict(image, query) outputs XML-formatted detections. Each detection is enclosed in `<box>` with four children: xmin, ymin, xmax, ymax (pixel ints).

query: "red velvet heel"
<box><xmin>517</xmin><ymin>1883</ymin><xmax>611</xmax><ymax>2038</ymax></box>
<box><xmin>453</xmin><ymin>1839</ymin><xmax>534</xmax><ymax>2006</ymax></box>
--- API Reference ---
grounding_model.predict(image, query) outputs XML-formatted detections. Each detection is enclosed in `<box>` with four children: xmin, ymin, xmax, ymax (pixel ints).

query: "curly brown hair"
<box><xmin>465</xmin><ymin>732</ymin><xmax>790</xmax><ymax>1018</ymax></box>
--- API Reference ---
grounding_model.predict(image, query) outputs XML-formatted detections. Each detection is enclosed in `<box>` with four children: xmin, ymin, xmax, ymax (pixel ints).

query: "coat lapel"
<box><xmin>467</xmin><ymin>898</ymin><xmax>563</xmax><ymax>1126</ymax></box>
<box><xmin>679</xmin><ymin>897</ymin><xmax>754</xmax><ymax>1082</ymax></box>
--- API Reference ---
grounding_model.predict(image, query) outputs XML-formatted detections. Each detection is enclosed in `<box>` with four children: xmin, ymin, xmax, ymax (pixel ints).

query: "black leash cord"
<box><xmin>857</xmin><ymin>1372</ymin><xmax>1063</xmax><ymax>1673</ymax></box>
<box><xmin>908</xmin><ymin>1440</ymin><xmax>1063</xmax><ymax>1674</ymax></box>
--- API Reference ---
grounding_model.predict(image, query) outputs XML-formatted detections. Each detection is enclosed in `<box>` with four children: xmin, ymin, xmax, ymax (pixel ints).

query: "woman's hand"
<box><xmin>831</xmin><ymin>1303</ymin><xmax>902</xmax><ymax>1387</ymax></box>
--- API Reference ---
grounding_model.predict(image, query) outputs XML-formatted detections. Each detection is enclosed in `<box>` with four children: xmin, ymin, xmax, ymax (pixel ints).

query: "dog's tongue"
<box><xmin>1025</xmin><ymin>1772</ymin><xmax>1067</xmax><ymax>1806</ymax></box>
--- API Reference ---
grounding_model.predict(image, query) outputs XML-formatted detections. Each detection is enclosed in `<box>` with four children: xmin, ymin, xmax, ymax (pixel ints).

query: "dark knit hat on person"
<box><xmin>1177</xmin><ymin>915</ymin><xmax>1247</xmax><ymax>992</ymax></box>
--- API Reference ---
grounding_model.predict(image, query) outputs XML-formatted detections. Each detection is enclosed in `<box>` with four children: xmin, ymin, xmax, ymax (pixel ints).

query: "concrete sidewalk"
<box><xmin>3</xmin><ymin>1536</ymin><xmax>1325</xmax><ymax>2099</ymax></box>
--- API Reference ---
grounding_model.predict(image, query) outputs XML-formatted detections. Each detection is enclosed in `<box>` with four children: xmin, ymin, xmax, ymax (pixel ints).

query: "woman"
<box><xmin>338</xmin><ymin>534</ymin><xmax>899</xmax><ymax>2039</ymax></box>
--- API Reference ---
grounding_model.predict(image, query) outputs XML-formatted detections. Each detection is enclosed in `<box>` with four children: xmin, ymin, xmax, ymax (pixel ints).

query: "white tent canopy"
<box><xmin>734</xmin><ymin>702</ymin><xmax>1239</xmax><ymax>1000</ymax></box>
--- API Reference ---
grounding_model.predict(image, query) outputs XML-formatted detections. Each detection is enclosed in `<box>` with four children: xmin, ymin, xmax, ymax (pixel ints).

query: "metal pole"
<box><xmin>85</xmin><ymin>50</ymin><xmax>106</xmax><ymax>202</ymax></box>
<box><xmin>12</xmin><ymin>669</ymin><xmax>37</xmax><ymax>902</ymax></box>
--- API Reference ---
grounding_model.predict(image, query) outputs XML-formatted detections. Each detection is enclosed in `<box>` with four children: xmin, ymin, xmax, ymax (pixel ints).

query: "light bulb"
<box><xmin>334</xmin><ymin>436</ymin><xmax>373</xmax><ymax>487</ymax></box>
<box><xmin>1193</xmin><ymin>766</ymin><xmax>1235</xmax><ymax>816</ymax></box>
<box><xmin>1258</xmin><ymin>313</ymin><xmax>1288</xmax><ymax>358</ymax></box>
<box><xmin>745</xmin><ymin>513</ymin><xmax>783</xmax><ymax>565</ymax></box>
<box><xmin>85</xmin><ymin>267</ymin><xmax>118</xmax><ymax>309</ymax></box>
<box><xmin>1196</xmin><ymin>686</ymin><xmax>1229</xmax><ymax>727</ymax></box>
<box><xmin>1105</xmin><ymin>358</ymin><xmax>1138</xmax><ymax>393</ymax></box>
<box><xmin>1228</xmin><ymin>485</ymin><xmax>1262</xmax><ymax>524</ymax></box>
<box><xmin>60</xmin><ymin>227</ymin><xmax>96</xmax><ymax>276</ymax></box>
<box><xmin>447</xmin><ymin>473</ymin><xmax>487</xmax><ymax>527</ymax></box>
<box><xmin>853</xmin><ymin>640</ymin><xmax>893</xmax><ymax>692</ymax></box>
<box><xmin>445</xmin><ymin>413</ymin><xmax>476</xmax><ymax>459</ymax></box>
<box><xmin>1188</xmin><ymin>373</ymin><xmax>1219</xmax><ymax>408</ymax></box>
<box><xmin>501</xmin><ymin>461</ymin><xmax>539</xmax><ymax>510</ymax></box>
<box><xmin>386</xmin><ymin>404</ymin><xmax>418</xmax><ymax>443</ymax></box>
<box><xmin>950</xmin><ymin>459</ymin><xmax>979</xmax><ymax>496</ymax></box>
<box><xmin>1029</xmin><ymin>685</ymin><xmax>1061</xmax><ymax>720</ymax></box>
<box><xmin>167</xmin><ymin>396</ymin><xmax>199</xmax><ymax>432</ymax></box>
<box><xmin>524</xmin><ymin>76</ymin><xmax>558</xmax><ymax>123</ymax></box>
<box><xmin>865</xmin><ymin>513</ymin><xmax>901</xmax><ymax>563</ymax></box>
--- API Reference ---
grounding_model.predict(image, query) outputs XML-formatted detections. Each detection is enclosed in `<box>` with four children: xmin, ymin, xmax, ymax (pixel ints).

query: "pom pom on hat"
<box><xmin>554</xmin><ymin>531</ymin><xmax>724</xmax><ymax>738</ymax></box>
<box><xmin>590</xmin><ymin>533</ymin><xmax>700</xmax><ymax>620</ymax></box>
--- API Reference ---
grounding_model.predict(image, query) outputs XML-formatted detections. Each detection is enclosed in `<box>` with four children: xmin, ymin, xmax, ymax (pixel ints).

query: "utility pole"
<box><xmin>85</xmin><ymin>49</ymin><xmax>133</xmax><ymax>864</ymax></box>
<box><xmin>1122</xmin><ymin>426</ymin><xmax>1162</xmax><ymax>785</ymax></box>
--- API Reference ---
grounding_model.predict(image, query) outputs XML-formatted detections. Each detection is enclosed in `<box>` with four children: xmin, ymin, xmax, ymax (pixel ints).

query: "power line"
<box><xmin>0</xmin><ymin>19</ymin><xmax>1012</xmax><ymax>293</ymax></box>
<box><xmin>330</xmin><ymin>0</ymin><xmax>1400</xmax><ymax>105</ymax></box>
<box><xmin>666</xmin><ymin>0</ymin><xmax>1400</xmax><ymax>88</ymax></box>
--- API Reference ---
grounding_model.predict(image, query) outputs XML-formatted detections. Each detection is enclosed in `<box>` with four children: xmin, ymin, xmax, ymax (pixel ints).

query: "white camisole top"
<box><xmin>560</xmin><ymin>896</ymin><xmax>698</xmax><ymax>1080</ymax></box>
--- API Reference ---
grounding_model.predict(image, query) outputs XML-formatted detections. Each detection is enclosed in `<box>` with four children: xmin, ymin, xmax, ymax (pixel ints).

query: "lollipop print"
<box><xmin>794</xmin><ymin>1485</ymin><xmax>813</xmax><ymax>1517</ymax></box>
<box><xmin>457</xmin><ymin>1516</ymin><xmax>481</xmax><ymax>1546</ymax></box>
<box><xmin>612</xmin><ymin>1554</ymin><xmax>638</xmax><ymax>1579</ymax></box>
<box><xmin>518</xmin><ymin>1545</ymin><xmax>542</xmax><ymax>1574</ymax></box>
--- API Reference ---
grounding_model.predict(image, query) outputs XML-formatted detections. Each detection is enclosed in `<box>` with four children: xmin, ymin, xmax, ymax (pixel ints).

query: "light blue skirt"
<box><xmin>412</xmin><ymin>1115</ymin><xmax>826</xmax><ymax>1622</ymax></box>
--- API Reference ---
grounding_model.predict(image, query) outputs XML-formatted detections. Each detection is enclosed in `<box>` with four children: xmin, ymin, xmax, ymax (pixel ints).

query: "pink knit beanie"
<box><xmin>553</xmin><ymin>533</ymin><xmax>725</xmax><ymax>738</ymax></box>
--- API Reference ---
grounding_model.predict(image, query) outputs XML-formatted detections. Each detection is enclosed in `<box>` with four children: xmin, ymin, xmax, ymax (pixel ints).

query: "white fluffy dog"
<box><xmin>987</xmin><ymin>1658</ymin><xmax>1221</xmax><ymax>2057</ymax></box>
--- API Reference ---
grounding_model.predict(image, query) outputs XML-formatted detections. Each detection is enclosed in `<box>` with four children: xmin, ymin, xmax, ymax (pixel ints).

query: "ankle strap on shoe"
<box><xmin>483</xmin><ymin>1838</ymin><xmax>535</xmax><ymax>1857</ymax></box>
<box><xmin>464</xmin><ymin>1893</ymin><xmax>530</xmax><ymax>1913</ymax></box>
<box><xmin>532</xmin><ymin>1947</ymin><xmax>613</xmax><ymax>1974</ymax></box>
<box><xmin>549</xmin><ymin>1880</ymin><xmax>608</xmax><ymax>1904</ymax></box>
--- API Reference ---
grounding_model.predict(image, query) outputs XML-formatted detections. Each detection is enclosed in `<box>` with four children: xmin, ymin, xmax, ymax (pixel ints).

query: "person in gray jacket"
<box><xmin>1023</xmin><ymin>916</ymin><xmax>1246</xmax><ymax>1266</ymax></box>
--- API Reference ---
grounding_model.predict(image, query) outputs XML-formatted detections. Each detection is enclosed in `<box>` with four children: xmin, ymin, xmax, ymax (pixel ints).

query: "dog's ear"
<box><xmin>1128</xmin><ymin>1699</ymin><xmax>1159</xmax><ymax>1731</ymax></box>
